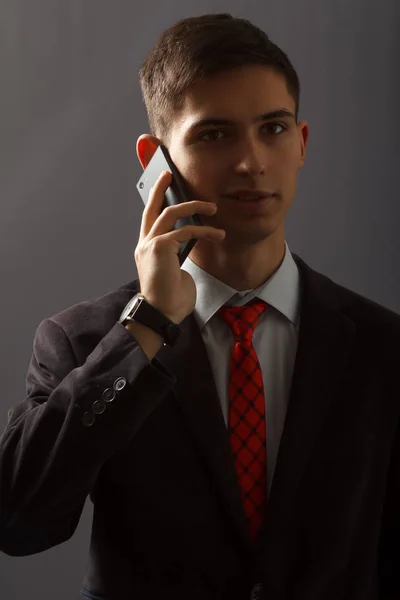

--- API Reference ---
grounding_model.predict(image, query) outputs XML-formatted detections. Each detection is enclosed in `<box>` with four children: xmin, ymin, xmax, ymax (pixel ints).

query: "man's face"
<box><xmin>165</xmin><ymin>65</ymin><xmax>309</xmax><ymax>246</ymax></box>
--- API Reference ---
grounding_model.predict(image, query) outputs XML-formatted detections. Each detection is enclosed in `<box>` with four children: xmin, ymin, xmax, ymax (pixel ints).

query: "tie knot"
<box><xmin>216</xmin><ymin>298</ymin><xmax>268</xmax><ymax>343</ymax></box>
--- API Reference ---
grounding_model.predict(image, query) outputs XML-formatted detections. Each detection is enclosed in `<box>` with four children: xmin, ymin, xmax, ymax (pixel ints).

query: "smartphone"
<box><xmin>136</xmin><ymin>145</ymin><xmax>203</xmax><ymax>266</ymax></box>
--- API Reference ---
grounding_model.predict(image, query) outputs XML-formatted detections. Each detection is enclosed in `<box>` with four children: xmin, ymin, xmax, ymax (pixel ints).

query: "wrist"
<box><xmin>125</xmin><ymin>320</ymin><xmax>164</xmax><ymax>360</ymax></box>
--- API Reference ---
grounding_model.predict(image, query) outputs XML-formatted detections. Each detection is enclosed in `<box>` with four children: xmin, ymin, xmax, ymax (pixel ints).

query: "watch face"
<box><xmin>120</xmin><ymin>293</ymin><xmax>142</xmax><ymax>322</ymax></box>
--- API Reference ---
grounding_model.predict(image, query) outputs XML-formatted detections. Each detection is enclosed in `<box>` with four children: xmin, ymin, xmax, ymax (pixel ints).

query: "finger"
<box><xmin>156</xmin><ymin>225</ymin><xmax>226</xmax><ymax>249</ymax></box>
<box><xmin>148</xmin><ymin>201</ymin><xmax>217</xmax><ymax>239</ymax></box>
<box><xmin>139</xmin><ymin>171</ymin><xmax>172</xmax><ymax>241</ymax></box>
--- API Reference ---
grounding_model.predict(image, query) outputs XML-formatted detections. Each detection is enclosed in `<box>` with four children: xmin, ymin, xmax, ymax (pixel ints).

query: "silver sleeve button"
<box><xmin>92</xmin><ymin>399</ymin><xmax>106</xmax><ymax>414</ymax></box>
<box><xmin>102</xmin><ymin>388</ymin><xmax>116</xmax><ymax>403</ymax></box>
<box><xmin>82</xmin><ymin>412</ymin><xmax>96</xmax><ymax>427</ymax></box>
<box><xmin>113</xmin><ymin>377</ymin><xmax>126</xmax><ymax>392</ymax></box>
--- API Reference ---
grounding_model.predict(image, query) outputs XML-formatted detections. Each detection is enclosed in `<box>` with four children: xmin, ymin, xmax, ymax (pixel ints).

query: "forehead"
<box><xmin>175</xmin><ymin>65</ymin><xmax>295</xmax><ymax>130</ymax></box>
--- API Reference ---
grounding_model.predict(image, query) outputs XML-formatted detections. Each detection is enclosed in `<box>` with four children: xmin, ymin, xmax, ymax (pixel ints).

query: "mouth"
<box><xmin>225</xmin><ymin>194</ymin><xmax>276</xmax><ymax>214</ymax></box>
<box><xmin>231</xmin><ymin>194</ymin><xmax>275</xmax><ymax>202</ymax></box>
<box><xmin>223</xmin><ymin>190</ymin><xmax>276</xmax><ymax>201</ymax></box>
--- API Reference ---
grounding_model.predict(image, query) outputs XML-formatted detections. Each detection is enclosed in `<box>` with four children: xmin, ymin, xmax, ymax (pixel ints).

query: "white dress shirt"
<box><xmin>181</xmin><ymin>240</ymin><xmax>302</xmax><ymax>495</ymax></box>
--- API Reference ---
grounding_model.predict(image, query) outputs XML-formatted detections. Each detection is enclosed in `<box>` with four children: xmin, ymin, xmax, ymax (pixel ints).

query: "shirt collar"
<box><xmin>181</xmin><ymin>240</ymin><xmax>301</xmax><ymax>331</ymax></box>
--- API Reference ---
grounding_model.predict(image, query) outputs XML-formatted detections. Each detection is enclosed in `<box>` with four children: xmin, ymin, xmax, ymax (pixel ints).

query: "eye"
<box><xmin>198</xmin><ymin>123</ymin><xmax>287</xmax><ymax>142</ymax></box>
<box><xmin>198</xmin><ymin>129</ymin><xmax>224</xmax><ymax>142</ymax></box>
<box><xmin>263</xmin><ymin>122</ymin><xmax>287</xmax><ymax>135</ymax></box>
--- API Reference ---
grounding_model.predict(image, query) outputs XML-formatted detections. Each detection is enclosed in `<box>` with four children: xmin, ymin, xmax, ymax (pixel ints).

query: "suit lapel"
<box><xmin>146</xmin><ymin>253</ymin><xmax>356</xmax><ymax>554</ymax></box>
<box><xmin>156</xmin><ymin>311</ymin><xmax>253</xmax><ymax>551</ymax></box>
<box><xmin>255</xmin><ymin>254</ymin><xmax>356</xmax><ymax>557</ymax></box>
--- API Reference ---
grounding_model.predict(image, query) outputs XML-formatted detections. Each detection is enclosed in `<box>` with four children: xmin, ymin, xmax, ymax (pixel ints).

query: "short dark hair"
<box><xmin>138</xmin><ymin>13</ymin><xmax>301</xmax><ymax>146</ymax></box>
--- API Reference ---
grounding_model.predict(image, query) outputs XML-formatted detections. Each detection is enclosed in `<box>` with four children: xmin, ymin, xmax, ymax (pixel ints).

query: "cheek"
<box><xmin>276</xmin><ymin>146</ymin><xmax>302</xmax><ymax>178</ymax></box>
<box><xmin>183</xmin><ymin>158</ymin><xmax>221</xmax><ymax>196</ymax></box>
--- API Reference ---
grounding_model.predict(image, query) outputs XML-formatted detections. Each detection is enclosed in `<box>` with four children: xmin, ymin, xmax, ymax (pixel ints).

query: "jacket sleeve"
<box><xmin>0</xmin><ymin>317</ymin><xmax>177</xmax><ymax>556</ymax></box>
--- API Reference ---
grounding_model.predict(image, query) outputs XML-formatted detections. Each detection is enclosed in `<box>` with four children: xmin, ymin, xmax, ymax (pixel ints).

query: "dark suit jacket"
<box><xmin>1</xmin><ymin>253</ymin><xmax>400</xmax><ymax>600</ymax></box>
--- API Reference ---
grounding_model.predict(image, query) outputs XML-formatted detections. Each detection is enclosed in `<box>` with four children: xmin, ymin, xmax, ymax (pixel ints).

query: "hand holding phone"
<box><xmin>137</xmin><ymin>145</ymin><xmax>206</xmax><ymax>266</ymax></box>
<box><xmin>134</xmin><ymin>152</ymin><xmax>226</xmax><ymax>324</ymax></box>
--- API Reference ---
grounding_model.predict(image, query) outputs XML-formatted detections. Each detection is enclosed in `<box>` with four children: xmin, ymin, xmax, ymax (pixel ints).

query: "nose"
<box><xmin>234</xmin><ymin>139</ymin><xmax>266</xmax><ymax>176</ymax></box>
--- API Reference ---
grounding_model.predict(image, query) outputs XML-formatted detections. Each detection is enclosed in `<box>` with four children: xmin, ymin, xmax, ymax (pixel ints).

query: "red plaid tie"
<box><xmin>216</xmin><ymin>298</ymin><xmax>268</xmax><ymax>542</ymax></box>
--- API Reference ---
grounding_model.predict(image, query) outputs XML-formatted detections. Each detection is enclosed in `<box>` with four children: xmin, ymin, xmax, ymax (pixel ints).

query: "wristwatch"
<box><xmin>118</xmin><ymin>293</ymin><xmax>181</xmax><ymax>347</ymax></box>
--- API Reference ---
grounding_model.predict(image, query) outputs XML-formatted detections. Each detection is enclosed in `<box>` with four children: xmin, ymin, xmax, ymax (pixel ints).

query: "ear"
<box><xmin>136</xmin><ymin>135</ymin><xmax>161</xmax><ymax>169</ymax></box>
<box><xmin>297</xmin><ymin>120</ymin><xmax>309</xmax><ymax>167</ymax></box>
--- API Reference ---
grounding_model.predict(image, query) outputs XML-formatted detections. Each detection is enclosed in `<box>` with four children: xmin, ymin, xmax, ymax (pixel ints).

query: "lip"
<box><xmin>224</xmin><ymin>190</ymin><xmax>275</xmax><ymax>199</ymax></box>
<box><xmin>227</xmin><ymin>194</ymin><xmax>276</xmax><ymax>214</ymax></box>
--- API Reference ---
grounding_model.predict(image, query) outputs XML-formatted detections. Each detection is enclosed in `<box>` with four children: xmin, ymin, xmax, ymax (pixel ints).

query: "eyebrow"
<box><xmin>187</xmin><ymin>109</ymin><xmax>296</xmax><ymax>132</ymax></box>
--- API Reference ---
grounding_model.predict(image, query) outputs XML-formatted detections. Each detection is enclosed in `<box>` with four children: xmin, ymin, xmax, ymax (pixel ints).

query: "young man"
<box><xmin>1</xmin><ymin>13</ymin><xmax>400</xmax><ymax>600</ymax></box>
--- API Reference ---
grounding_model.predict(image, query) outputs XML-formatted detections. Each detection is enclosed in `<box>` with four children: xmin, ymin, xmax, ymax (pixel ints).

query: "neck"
<box><xmin>188</xmin><ymin>230</ymin><xmax>286</xmax><ymax>291</ymax></box>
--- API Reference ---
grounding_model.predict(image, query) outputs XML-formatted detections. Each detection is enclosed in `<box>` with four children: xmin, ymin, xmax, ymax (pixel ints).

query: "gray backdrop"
<box><xmin>1</xmin><ymin>1</ymin><xmax>399</xmax><ymax>598</ymax></box>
